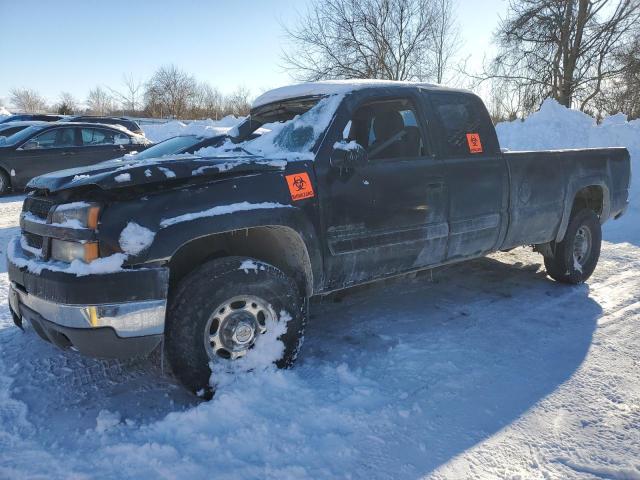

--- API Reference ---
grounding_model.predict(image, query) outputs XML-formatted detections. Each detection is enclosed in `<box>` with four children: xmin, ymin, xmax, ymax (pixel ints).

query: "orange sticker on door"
<box><xmin>466</xmin><ymin>133</ymin><xmax>483</xmax><ymax>153</ymax></box>
<box><xmin>285</xmin><ymin>173</ymin><xmax>315</xmax><ymax>201</ymax></box>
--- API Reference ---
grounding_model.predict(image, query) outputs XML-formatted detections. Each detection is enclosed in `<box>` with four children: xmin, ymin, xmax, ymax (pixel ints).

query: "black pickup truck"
<box><xmin>7</xmin><ymin>81</ymin><xmax>631</xmax><ymax>397</ymax></box>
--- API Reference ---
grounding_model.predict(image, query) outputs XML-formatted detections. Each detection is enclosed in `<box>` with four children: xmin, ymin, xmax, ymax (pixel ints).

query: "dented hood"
<box><xmin>26</xmin><ymin>154</ymin><xmax>288</xmax><ymax>193</ymax></box>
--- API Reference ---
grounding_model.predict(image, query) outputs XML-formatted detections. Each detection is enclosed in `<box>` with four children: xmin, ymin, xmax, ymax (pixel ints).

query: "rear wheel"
<box><xmin>165</xmin><ymin>256</ymin><xmax>306</xmax><ymax>398</ymax></box>
<box><xmin>543</xmin><ymin>208</ymin><xmax>601</xmax><ymax>284</ymax></box>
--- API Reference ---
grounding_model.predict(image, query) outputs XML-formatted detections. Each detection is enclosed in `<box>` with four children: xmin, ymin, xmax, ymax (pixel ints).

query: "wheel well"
<box><xmin>168</xmin><ymin>225</ymin><xmax>314</xmax><ymax>298</ymax></box>
<box><xmin>572</xmin><ymin>185</ymin><xmax>604</xmax><ymax>217</ymax></box>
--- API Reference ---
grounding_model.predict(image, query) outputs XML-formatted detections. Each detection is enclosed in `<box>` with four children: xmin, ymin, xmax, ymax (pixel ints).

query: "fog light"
<box><xmin>51</xmin><ymin>240</ymin><xmax>99</xmax><ymax>263</ymax></box>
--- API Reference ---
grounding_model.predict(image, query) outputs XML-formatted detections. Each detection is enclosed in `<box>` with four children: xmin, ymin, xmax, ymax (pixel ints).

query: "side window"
<box><xmin>81</xmin><ymin>128</ymin><xmax>117</xmax><ymax>146</ymax></box>
<box><xmin>429</xmin><ymin>93</ymin><xmax>496</xmax><ymax>157</ymax></box>
<box><xmin>345</xmin><ymin>98</ymin><xmax>425</xmax><ymax>161</ymax></box>
<box><xmin>22</xmin><ymin>128</ymin><xmax>76</xmax><ymax>150</ymax></box>
<box><xmin>114</xmin><ymin>132</ymin><xmax>131</xmax><ymax>145</ymax></box>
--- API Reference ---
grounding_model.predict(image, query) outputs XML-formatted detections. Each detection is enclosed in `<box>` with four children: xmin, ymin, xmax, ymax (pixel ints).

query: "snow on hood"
<box><xmin>26</xmin><ymin>154</ymin><xmax>287</xmax><ymax>193</ymax></box>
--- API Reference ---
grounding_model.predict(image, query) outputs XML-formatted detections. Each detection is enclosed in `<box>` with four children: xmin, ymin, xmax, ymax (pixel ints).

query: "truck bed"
<box><xmin>500</xmin><ymin>147</ymin><xmax>631</xmax><ymax>250</ymax></box>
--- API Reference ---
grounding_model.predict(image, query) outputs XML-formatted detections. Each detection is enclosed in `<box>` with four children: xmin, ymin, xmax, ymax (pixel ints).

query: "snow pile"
<box><xmin>0</xmin><ymin>106</ymin><xmax>10</xmax><ymax>117</ymax></box>
<box><xmin>114</xmin><ymin>173</ymin><xmax>131</xmax><ymax>183</ymax></box>
<box><xmin>142</xmin><ymin>116</ymin><xmax>241</xmax><ymax>143</ymax></box>
<box><xmin>95</xmin><ymin>410</ymin><xmax>121</xmax><ymax>434</ymax></box>
<box><xmin>496</xmin><ymin>99</ymin><xmax>638</xmax><ymax>244</ymax></box>
<box><xmin>210</xmin><ymin>309</ymin><xmax>291</xmax><ymax>390</ymax></box>
<box><xmin>119</xmin><ymin>222</ymin><xmax>156</xmax><ymax>255</ymax></box>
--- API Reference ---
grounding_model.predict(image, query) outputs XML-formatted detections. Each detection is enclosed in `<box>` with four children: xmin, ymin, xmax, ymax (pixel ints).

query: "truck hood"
<box><xmin>27</xmin><ymin>154</ymin><xmax>288</xmax><ymax>193</ymax></box>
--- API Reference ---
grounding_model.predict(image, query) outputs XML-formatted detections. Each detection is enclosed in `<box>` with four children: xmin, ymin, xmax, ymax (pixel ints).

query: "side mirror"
<box><xmin>330</xmin><ymin>141</ymin><xmax>367</xmax><ymax>169</ymax></box>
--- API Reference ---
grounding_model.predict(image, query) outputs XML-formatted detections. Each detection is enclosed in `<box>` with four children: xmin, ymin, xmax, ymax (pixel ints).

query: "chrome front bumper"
<box><xmin>9</xmin><ymin>282</ymin><xmax>166</xmax><ymax>338</ymax></box>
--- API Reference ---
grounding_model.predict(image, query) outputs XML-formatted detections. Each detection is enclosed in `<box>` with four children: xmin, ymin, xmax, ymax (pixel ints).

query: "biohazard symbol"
<box><xmin>293</xmin><ymin>176</ymin><xmax>306</xmax><ymax>191</ymax></box>
<box><xmin>466</xmin><ymin>133</ymin><xmax>483</xmax><ymax>153</ymax></box>
<box><xmin>285</xmin><ymin>172</ymin><xmax>315</xmax><ymax>201</ymax></box>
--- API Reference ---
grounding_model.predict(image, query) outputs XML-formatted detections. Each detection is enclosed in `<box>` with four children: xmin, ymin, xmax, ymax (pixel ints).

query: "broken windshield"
<box><xmin>197</xmin><ymin>94</ymin><xmax>344</xmax><ymax>160</ymax></box>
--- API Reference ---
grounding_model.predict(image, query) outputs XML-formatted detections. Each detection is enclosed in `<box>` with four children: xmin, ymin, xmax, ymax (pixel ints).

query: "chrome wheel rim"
<box><xmin>204</xmin><ymin>295</ymin><xmax>274</xmax><ymax>360</ymax></box>
<box><xmin>573</xmin><ymin>226</ymin><xmax>592</xmax><ymax>266</ymax></box>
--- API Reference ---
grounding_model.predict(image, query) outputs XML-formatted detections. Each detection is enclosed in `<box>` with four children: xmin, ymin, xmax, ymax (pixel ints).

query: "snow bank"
<box><xmin>142</xmin><ymin>116</ymin><xmax>241</xmax><ymax>143</ymax></box>
<box><xmin>496</xmin><ymin>99</ymin><xmax>638</xmax><ymax>244</ymax></box>
<box><xmin>0</xmin><ymin>106</ymin><xmax>10</xmax><ymax>117</ymax></box>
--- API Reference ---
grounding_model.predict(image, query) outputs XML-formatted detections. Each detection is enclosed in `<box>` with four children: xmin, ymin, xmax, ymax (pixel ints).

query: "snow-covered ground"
<box><xmin>0</xmin><ymin>100</ymin><xmax>638</xmax><ymax>479</ymax></box>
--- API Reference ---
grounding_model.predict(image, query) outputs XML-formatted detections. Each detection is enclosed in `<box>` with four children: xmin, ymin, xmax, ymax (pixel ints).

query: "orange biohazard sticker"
<box><xmin>285</xmin><ymin>172</ymin><xmax>315</xmax><ymax>201</ymax></box>
<box><xmin>466</xmin><ymin>133</ymin><xmax>483</xmax><ymax>153</ymax></box>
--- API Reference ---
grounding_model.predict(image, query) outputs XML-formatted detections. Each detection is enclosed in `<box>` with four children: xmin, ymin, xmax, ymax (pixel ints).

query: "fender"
<box><xmin>148</xmin><ymin>205</ymin><xmax>322</xmax><ymax>286</ymax></box>
<box><xmin>98</xmin><ymin>176</ymin><xmax>324</xmax><ymax>293</ymax></box>
<box><xmin>555</xmin><ymin>175</ymin><xmax>611</xmax><ymax>243</ymax></box>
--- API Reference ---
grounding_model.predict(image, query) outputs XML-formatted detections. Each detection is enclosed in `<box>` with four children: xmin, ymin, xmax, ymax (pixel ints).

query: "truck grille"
<box><xmin>23</xmin><ymin>232</ymin><xmax>44</xmax><ymax>250</ymax></box>
<box><xmin>21</xmin><ymin>196</ymin><xmax>57</xmax><ymax>257</ymax></box>
<box><xmin>23</xmin><ymin>196</ymin><xmax>55</xmax><ymax>221</ymax></box>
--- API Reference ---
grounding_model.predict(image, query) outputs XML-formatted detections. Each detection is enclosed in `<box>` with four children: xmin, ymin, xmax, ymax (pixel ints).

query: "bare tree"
<box><xmin>190</xmin><ymin>82</ymin><xmax>224</xmax><ymax>119</ymax></box>
<box><xmin>10</xmin><ymin>88</ymin><xmax>48</xmax><ymax>113</ymax></box>
<box><xmin>55</xmin><ymin>92</ymin><xmax>78</xmax><ymax>115</ymax></box>
<box><xmin>430</xmin><ymin>0</ymin><xmax>460</xmax><ymax>83</ymax></box>
<box><xmin>282</xmin><ymin>0</ymin><xmax>441</xmax><ymax>81</ymax></box>
<box><xmin>144</xmin><ymin>65</ymin><xmax>197</xmax><ymax>118</ymax></box>
<box><xmin>222</xmin><ymin>86</ymin><xmax>252</xmax><ymax>117</ymax></box>
<box><xmin>597</xmin><ymin>36</ymin><xmax>640</xmax><ymax>118</ymax></box>
<box><xmin>86</xmin><ymin>87</ymin><xmax>114</xmax><ymax>115</ymax></box>
<box><xmin>108</xmin><ymin>74</ymin><xmax>143</xmax><ymax>114</ymax></box>
<box><xmin>479</xmin><ymin>0</ymin><xmax>640</xmax><ymax>114</ymax></box>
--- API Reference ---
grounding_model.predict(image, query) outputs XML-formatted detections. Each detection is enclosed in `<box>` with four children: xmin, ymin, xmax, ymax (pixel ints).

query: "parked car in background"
<box><xmin>62</xmin><ymin>116</ymin><xmax>143</xmax><ymax>135</ymax></box>
<box><xmin>0</xmin><ymin>122</ymin><xmax>151</xmax><ymax>193</ymax></box>
<box><xmin>124</xmin><ymin>134</ymin><xmax>227</xmax><ymax>160</ymax></box>
<box><xmin>0</xmin><ymin>114</ymin><xmax>66</xmax><ymax>124</ymax></box>
<box><xmin>0</xmin><ymin>121</ymin><xmax>47</xmax><ymax>138</ymax></box>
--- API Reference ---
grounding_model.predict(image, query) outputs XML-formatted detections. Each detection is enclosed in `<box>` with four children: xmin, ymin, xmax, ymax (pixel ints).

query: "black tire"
<box><xmin>165</xmin><ymin>256</ymin><xmax>306</xmax><ymax>398</ymax></box>
<box><xmin>544</xmin><ymin>208</ymin><xmax>601</xmax><ymax>284</ymax></box>
<box><xmin>0</xmin><ymin>170</ymin><xmax>10</xmax><ymax>195</ymax></box>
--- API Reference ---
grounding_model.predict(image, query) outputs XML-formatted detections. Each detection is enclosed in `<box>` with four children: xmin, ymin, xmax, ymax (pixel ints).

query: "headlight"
<box><xmin>51</xmin><ymin>239</ymin><xmax>99</xmax><ymax>263</ymax></box>
<box><xmin>50</xmin><ymin>203</ymin><xmax>101</xmax><ymax>230</ymax></box>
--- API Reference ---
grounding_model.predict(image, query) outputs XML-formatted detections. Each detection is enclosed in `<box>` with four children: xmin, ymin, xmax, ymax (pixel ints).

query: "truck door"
<box><xmin>424</xmin><ymin>91</ymin><xmax>508</xmax><ymax>260</ymax></box>
<box><xmin>318</xmin><ymin>94</ymin><xmax>449</xmax><ymax>289</ymax></box>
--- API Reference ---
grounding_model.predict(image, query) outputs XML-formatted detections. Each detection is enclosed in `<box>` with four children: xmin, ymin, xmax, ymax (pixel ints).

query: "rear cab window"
<box><xmin>427</xmin><ymin>92</ymin><xmax>498</xmax><ymax>158</ymax></box>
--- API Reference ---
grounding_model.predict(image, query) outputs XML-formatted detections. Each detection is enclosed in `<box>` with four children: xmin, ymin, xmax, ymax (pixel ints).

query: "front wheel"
<box><xmin>165</xmin><ymin>256</ymin><xmax>306</xmax><ymax>398</ymax></box>
<box><xmin>543</xmin><ymin>208</ymin><xmax>602</xmax><ymax>284</ymax></box>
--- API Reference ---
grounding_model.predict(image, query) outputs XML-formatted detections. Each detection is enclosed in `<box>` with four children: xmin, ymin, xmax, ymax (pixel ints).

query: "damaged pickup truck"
<box><xmin>8</xmin><ymin>81</ymin><xmax>631</xmax><ymax>397</ymax></box>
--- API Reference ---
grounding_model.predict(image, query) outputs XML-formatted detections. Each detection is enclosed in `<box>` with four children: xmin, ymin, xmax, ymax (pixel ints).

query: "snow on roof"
<box><xmin>0</xmin><ymin>120</ymin><xmax>47</xmax><ymax>128</ymax></box>
<box><xmin>252</xmin><ymin>80</ymin><xmax>468</xmax><ymax>108</ymax></box>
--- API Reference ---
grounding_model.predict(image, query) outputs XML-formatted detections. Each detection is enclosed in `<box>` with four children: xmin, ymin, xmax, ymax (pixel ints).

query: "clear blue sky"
<box><xmin>0</xmin><ymin>0</ymin><xmax>508</xmax><ymax>106</ymax></box>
